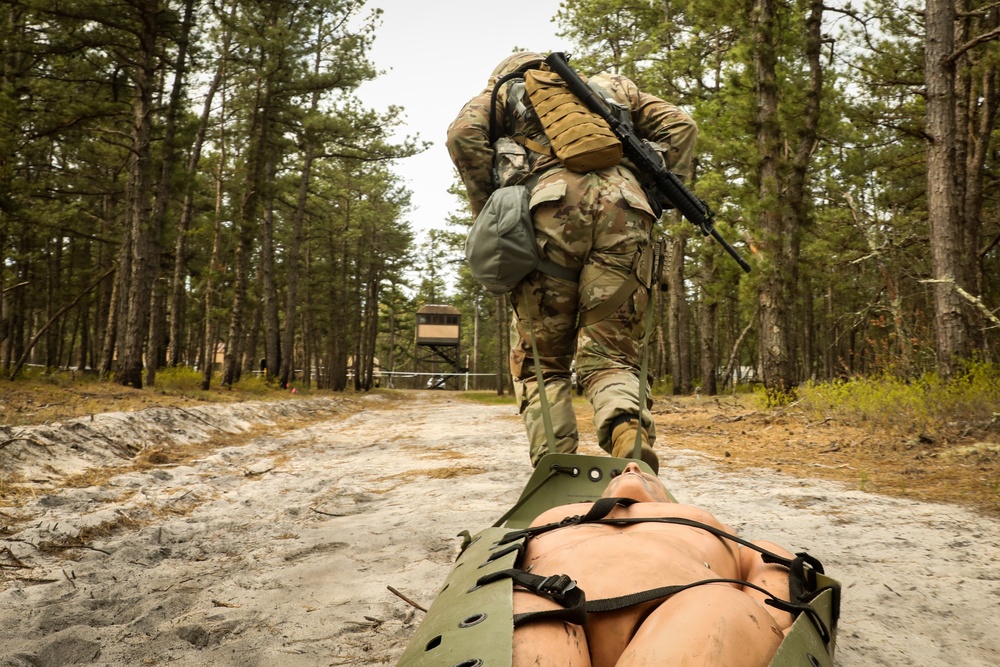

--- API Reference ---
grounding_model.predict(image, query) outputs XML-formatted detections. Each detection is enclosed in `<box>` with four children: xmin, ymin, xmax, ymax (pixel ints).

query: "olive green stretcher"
<box><xmin>395</xmin><ymin>453</ymin><xmax>840</xmax><ymax>667</ymax></box>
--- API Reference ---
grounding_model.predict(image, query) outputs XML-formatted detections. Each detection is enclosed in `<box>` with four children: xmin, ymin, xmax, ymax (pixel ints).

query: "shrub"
<box><xmin>753</xmin><ymin>385</ymin><xmax>798</xmax><ymax>408</ymax></box>
<box><xmin>235</xmin><ymin>373</ymin><xmax>271</xmax><ymax>395</ymax></box>
<box><xmin>154</xmin><ymin>366</ymin><xmax>204</xmax><ymax>392</ymax></box>
<box><xmin>798</xmin><ymin>362</ymin><xmax>1000</xmax><ymax>434</ymax></box>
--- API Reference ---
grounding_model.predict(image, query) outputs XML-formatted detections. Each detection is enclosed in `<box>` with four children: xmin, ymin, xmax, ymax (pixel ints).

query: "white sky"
<box><xmin>356</xmin><ymin>0</ymin><xmax>570</xmax><ymax>242</ymax></box>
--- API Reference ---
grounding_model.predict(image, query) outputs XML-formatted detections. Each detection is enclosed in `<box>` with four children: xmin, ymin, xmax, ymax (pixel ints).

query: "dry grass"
<box><xmin>376</xmin><ymin>465</ymin><xmax>488</xmax><ymax>484</ymax></box>
<box><xmin>0</xmin><ymin>370</ymin><xmax>333</xmax><ymax>427</ymax></box>
<box><xmin>572</xmin><ymin>394</ymin><xmax>1000</xmax><ymax>517</ymax></box>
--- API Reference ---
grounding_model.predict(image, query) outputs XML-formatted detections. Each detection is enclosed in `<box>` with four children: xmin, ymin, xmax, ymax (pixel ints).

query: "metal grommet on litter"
<box><xmin>452</xmin><ymin>660</ymin><xmax>483</xmax><ymax>667</ymax></box>
<box><xmin>587</xmin><ymin>467</ymin><xmax>603</xmax><ymax>482</ymax></box>
<box><xmin>458</xmin><ymin>613</ymin><xmax>487</xmax><ymax>628</ymax></box>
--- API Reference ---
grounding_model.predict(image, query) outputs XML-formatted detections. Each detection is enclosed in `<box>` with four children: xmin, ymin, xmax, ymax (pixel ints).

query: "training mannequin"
<box><xmin>512</xmin><ymin>462</ymin><xmax>794</xmax><ymax>667</ymax></box>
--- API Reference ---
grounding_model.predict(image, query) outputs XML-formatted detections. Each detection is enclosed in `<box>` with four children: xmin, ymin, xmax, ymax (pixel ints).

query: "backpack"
<box><xmin>466</xmin><ymin>63</ymin><xmax>616</xmax><ymax>295</ymax></box>
<box><xmin>465</xmin><ymin>185</ymin><xmax>577</xmax><ymax>295</ymax></box>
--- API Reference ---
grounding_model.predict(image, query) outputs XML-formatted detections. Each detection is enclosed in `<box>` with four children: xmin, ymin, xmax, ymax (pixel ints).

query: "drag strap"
<box><xmin>522</xmin><ymin>283</ymin><xmax>558</xmax><ymax>456</ymax></box>
<box><xmin>578</xmin><ymin>244</ymin><xmax>653</xmax><ymax>327</ymax></box>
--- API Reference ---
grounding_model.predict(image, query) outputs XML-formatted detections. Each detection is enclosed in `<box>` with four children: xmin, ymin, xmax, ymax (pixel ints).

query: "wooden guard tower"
<box><xmin>415</xmin><ymin>305</ymin><xmax>463</xmax><ymax>387</ymax></box>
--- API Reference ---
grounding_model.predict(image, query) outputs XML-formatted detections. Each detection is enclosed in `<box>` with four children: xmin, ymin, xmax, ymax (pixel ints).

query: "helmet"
<box><xmin>489</xmin><ymin>51</ymin><xmax>544</xmax><ymax>83</ymax></box>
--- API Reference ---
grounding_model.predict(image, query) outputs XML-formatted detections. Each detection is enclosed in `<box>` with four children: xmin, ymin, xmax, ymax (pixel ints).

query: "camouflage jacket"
<box><xmin>446</xmin><ymin>69</ymin><xmax>697</xmax><ymax>216</ymax></box>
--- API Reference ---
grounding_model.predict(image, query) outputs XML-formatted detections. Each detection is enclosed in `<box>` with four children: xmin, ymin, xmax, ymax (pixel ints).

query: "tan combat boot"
<box><xmin>610</xmin><ymin>421</ymin><xmax>659</xmax><ymax>474</ymax></box>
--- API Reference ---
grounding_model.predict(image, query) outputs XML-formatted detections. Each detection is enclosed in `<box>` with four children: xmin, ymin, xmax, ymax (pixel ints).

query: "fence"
<box><xmin>374</xmin><ymin>370</ymin><xmax>506</xmax><ymax>392</ymax></box>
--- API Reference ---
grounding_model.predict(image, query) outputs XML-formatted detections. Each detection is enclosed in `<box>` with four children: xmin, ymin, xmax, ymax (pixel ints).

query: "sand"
<box><xmin>0</xmin><ymin>392</ymin><xmax>997</xmax><ymax>666</ymax></box>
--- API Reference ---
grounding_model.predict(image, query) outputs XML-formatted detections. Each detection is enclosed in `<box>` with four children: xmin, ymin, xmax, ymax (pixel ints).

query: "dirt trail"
<box><xmin>0</xmin><ymin>392</ymin><xmax>997</xmax><ymax>666</ymax></box>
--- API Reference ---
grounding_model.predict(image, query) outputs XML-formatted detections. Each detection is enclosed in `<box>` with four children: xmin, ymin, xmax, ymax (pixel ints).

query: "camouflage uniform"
<box><xmin>447</xmin><ymin>52</ymin><xmax>697</xmax><ymax>466</ymax></box>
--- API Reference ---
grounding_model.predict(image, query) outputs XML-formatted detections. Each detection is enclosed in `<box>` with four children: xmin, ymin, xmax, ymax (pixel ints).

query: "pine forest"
<box><xmin>2</xmin><ymin>0</ymin><xmax>999</xmax><ymax>403</ymax></box>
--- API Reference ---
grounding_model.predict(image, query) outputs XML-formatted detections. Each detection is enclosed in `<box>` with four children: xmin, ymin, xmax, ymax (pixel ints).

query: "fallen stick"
<box><xmin>387</xmin><ymin>585</ymin><xmax>428</xmax><ymax>613</ymax></box>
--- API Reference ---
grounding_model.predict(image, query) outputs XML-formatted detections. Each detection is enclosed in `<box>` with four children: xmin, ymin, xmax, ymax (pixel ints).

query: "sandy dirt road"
<box><xmin>0</xmin><ymin>392</ymin><xmax>997</xmax><ymax>666</ymax></box>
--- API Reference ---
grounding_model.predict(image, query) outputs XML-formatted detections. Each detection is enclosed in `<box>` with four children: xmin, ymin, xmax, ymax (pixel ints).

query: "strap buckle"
<box><xmin>537</xmin><ymin>574</ymin><xmax>577</xmax><ymax>602</ymax></box>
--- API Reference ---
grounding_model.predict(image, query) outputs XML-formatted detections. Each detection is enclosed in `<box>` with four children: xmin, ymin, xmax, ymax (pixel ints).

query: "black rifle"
<box><xmin>544</xmin><ymin>52</ymin><xmax>751</xmax><ymax>273</ymax></box>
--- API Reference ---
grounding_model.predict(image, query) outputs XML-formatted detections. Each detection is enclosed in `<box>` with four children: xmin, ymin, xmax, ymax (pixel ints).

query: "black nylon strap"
<box><xmin>575</xmin><ymin>516</ymin><xmax>794</xmax><ymax>569</ymax></box>
<box><xmin>497</xmin><ymin>496</ymin><xmax>637</xmax><ymax>546</ymax></box>
<box><xmin>498</xmin><ymin>497</ymin><xmax>794</xmax><ymax>570</ymax></box>
<box><xmin>587</xmin><ymin>577</ymin><xmax>779</xmax><ymax>615</ymax></box>
<box><xmin>487</xmin><ymin>497</ymin><xmax>833</xmax><ymax>643</ymax></box>
<box><xmin>490</xmin><ymin>71</ymin><xmax>525</xmax><ymax>146</ymax></box>
<box><xmin>479</xmin><ymin>567</ymin><xmax>832</xmax><ymax>645</ymax></box>
<box><xmin>477</xmin><ymin>568</ymin><xmax>588</xmax><ymax>628</ymax></box>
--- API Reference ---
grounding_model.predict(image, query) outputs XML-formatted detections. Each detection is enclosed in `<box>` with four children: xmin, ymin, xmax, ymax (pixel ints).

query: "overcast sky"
<box><xmin>355</xmin><ymin>0</ymin><xmax>570</xmax><ymax>242</ymax></box>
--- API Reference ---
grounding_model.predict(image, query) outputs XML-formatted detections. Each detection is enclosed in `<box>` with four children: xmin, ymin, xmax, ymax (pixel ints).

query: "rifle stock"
<box><xmin>544</xmin><ymin>52</ymin><xmax>751</xmax><ymax>273</ymax></box>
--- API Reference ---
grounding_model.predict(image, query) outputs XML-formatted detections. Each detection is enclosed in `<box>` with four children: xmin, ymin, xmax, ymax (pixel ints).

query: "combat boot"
<box><xmin>610</xmin><ymin>420</ymin><xmax>659</xmax><ymax>474</ymax></box>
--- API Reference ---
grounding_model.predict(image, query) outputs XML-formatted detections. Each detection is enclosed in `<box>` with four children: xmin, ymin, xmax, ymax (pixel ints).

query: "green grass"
<box><xmin>797</xmin><ymin>361</ymin><xmax>1000</xmax><ymax>435</ymax></box>
<box><xmin>458</xmin><ymin>391</ymin><xmax>518</xmax><ymax>406</ymax></box>
<box><xmin>151</xmin><ymin>367</ymin><xmax>289</xmax><ymax>397</ymax></box>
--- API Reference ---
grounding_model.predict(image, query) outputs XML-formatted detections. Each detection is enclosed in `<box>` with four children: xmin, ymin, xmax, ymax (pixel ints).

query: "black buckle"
<box><xmin>537</xmin><ymin>574</ymin><xmax>577</xmax><ymax>602</ymax></box>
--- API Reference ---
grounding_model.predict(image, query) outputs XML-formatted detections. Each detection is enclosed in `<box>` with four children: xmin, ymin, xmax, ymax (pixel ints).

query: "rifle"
<box><xmin>544</xmin><ymin>52</ymin><xmax>751</xmax><ymax>274</ymax></box>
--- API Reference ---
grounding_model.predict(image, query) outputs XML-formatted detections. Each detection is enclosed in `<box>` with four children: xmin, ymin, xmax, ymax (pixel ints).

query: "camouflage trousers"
<box><xmin>510</xmin><ymin>166</ymin><xmax>658</xmax><ymax>466</ymax></box>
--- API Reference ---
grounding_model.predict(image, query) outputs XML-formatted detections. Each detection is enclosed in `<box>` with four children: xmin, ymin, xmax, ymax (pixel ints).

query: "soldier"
<box><xmin>447</xmin><ymin>51</ymin><xmax>698</xmax><ymax>471</ymax></box>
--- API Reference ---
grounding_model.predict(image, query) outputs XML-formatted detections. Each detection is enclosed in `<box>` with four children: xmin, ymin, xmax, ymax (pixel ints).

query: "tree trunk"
<box><xmin>386</xmin><ymin>291</ymin><xmax>397</xmax><ymax>388</ymax></box>
<box><xmin>956</xmin><ymin>5</ymin><xmax>998</xmax><ymax>346</ymax></box>
<box><xmin>242</xmin><ymin>298</ymin><xmax>262</xmax><ymax>378</ymax></box>
<box><xmin>260</xmin><ymin>160</ymin><xmax>281</xmax><ymax>383</ymax></box>
<box><xmin>783</xmin><ymin>0</ymin><xmax>823</xmax><ymax>383</ymax></box>
<box><xmin>221</xmin><ymin>69</ymin><xmax>271</xmax><ymax>386</ymax></box>
<box><xmin>168</xmin><ymin>3</ymin><xmax>230</xmax><ymax>368</ymax></box>
<box><xmin>472</xmin><ymin>301</ymin><xmax>479</xmax><ymax>388</ymax></box>
<box><xmin>801</xmin><ymin>273</ymin><xmax>816</xmax><ymax>378</ymax></box>
<box><xmin>655</xmin><ymin>290</ymin><xmax>668</xmax><ymax>382</ymax></box>
<box><xmin>667</xmin><ymin>231</ymin><xmax>691</xmax><ymax>394</ymax></box>
<box><xmin>360</xmin><ymin>265</ymin><xmax>381</xmax><ymax>391</ymax></box>
<box><xmin>94</xmin><ymin>195</ymin><xmax>115</xmax><ymax>374</ymax></box>
<box><xmin>925</xmin><ymin>0</ymin><xmax>971</xmax><ymax>374</ymax></box>
<box><xmin>279</xmin><ymin>142</ymin><xmax>314</xmax><ymax>389</ymax></box>
<box><xmin>752</xmin><ymin>0</ymin><xmax>793</xmax><ymax>393</ymax></box>
<box><xmin>302</xmin><ymin>248</ymin><xmax>314</xmax><ymax>388</ymax></box>
<box><xmin>327</xmin><ymin>195</ymin><xmax>351</xmax><ymax>392</ymax></box>
<box><xmin>144</xmin><ymin>0</ymin><xmax>193</xmax><ymax>387</ymax></box>
<box><xmin>200</xmin><ymin>103</ymin><xmax>228</xmax><ymax>391</ymax></box>
<box><xmin>114</xmin><ymin>0</ymin><xmax>159</xmax><ymax>389</ymax></box>
<box><xmin>698</xmin><ymin>257</ymin><xmax>717</xmax><ymax>396</ymax></box>
<box><xmin>280</xmin><ymin>21</ymin><xmax>325</xmax><ymax>389</ymax></box>
<box><xmin>99</xmin><ymin>239</ymin><xmax>127</xmax><ymax>378</ymax></box>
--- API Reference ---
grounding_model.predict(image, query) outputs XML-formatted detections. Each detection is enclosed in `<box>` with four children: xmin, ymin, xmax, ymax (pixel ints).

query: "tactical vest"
<box><xmin>490</xmin><ymin>68</ymin><xmax>633</xmax><ymax>183</ymax></box>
